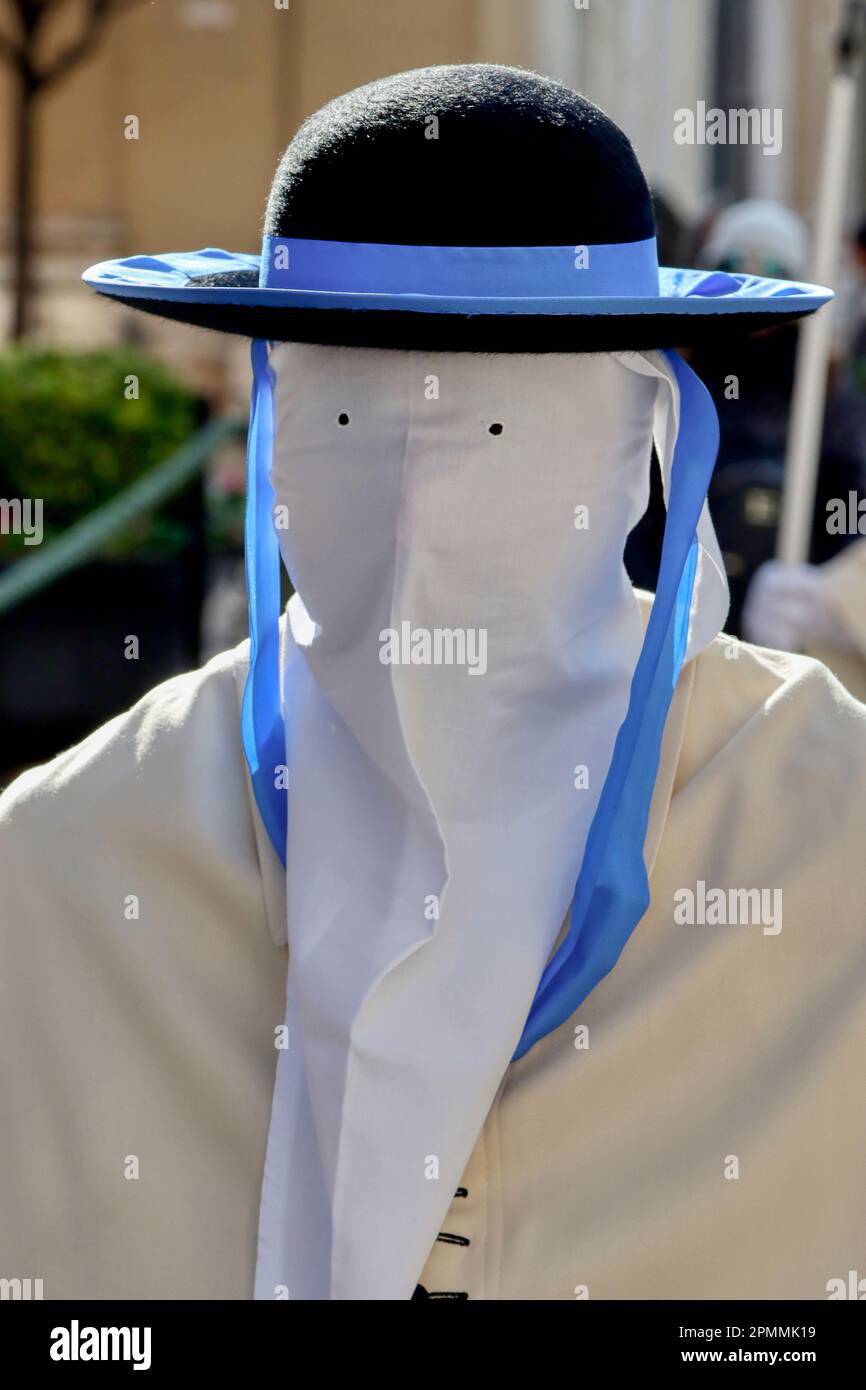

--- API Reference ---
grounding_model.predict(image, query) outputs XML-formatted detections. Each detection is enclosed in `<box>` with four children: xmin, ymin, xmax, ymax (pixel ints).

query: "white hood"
<box><xmin>254</xmin><ymin>343</ymin><xmax>728</xmax><ymax>1300</ymax></box>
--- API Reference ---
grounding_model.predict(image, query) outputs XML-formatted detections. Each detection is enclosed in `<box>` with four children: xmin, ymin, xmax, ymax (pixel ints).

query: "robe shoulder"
<box><xmin>1</xmin><ymin>640</ymin><xmax>248</xmax><ymax>839</ymax></box>
<box><xmin>0</xmin><ymin>642</ymin><xmax>286</xmax><ymax>1298</ymax></box>
<box><xmin>0</xmin><ymin>640</ymin><xmax>284</xmax><ymax>945</ymax></box>
<box><xmin>682</xmin><ymin>630</ymin><xmax>866</xmax><ymax>785</ymax></box>
<box><xmin>673</xmin><ymin>632</ymin><xmax>866</xmax><ymax>878</ymax></box>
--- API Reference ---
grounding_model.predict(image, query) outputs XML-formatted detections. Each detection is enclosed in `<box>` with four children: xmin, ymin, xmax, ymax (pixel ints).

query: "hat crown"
<box><xmin>264</xmin><ymin>64</ymin><xmax>654</xmax><ymax>248</ymax></box>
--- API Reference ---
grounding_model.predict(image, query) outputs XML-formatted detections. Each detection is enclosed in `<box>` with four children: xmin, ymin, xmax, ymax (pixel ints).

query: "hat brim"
<box><xmin>82</xmin><ymin>248</ymin><xmax>833</xmax><ymax>351</ymax></box>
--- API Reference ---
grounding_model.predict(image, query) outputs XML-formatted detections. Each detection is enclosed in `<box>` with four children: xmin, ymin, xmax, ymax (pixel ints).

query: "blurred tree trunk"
<box><xmin>1</xmin><ymin>0</ymin><xmax>143</xmax><ymax>340</ymax></box>
<box><xmin>11</xmin><ymin>60</ymin><xmax>35</xmax><ymax>340</ymax></box>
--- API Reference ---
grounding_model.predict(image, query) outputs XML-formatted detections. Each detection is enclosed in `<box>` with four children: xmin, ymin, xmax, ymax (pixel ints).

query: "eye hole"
<box><xmin>488</xmin><ymin>422</ymin><xmax>504</xmax><ymax>436</ymax></box>
<box><xmin>337</xmin><ymin>412</ymin><xmax>350</xmax><ymax>426</ymax></box>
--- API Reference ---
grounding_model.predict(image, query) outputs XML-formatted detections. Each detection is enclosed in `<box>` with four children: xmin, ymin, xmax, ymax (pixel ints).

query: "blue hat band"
<box><xmin>259</xmin><ymin>234</ymin><xmax>661</xmax><ymax>298</ymax></box>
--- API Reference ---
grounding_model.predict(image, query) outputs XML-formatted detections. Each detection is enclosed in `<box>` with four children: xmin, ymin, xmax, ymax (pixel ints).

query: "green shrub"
<box><xmin>0</xmin><ymin>347</ymin><xmax>202</xmax><ymax>556</ymax></box>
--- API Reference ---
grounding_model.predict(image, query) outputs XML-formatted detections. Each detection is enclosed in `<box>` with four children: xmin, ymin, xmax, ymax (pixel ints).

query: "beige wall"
<box><xmin>0</xmin><ymin>0</ymin><xmax>489</xmax><ymax>256</ymax></box>
<box><xmin>0</xmin><ymin>0</ymin><xmax>488</xmax><ymax>374</ymax></box>
<box><xmin>0</xmin><ymin>0</ymin><xmax>856</xmax><ymax>252</ymax></box>
<box><xmin>0</xmin><ymin>0</ymin><xmax>859</xmax><ymax>381</ymax></box>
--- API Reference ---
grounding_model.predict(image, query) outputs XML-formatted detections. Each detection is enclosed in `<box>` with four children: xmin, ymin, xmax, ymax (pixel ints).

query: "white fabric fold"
<box><xmin>619</xmin><ymin>349</ymin><xmax>730</xmax><ymax>662</ymax></box>
<box><xmin>254</xmin><ymin>343</ymin><xmax>729</xmax><ymax>1300</ymax></box>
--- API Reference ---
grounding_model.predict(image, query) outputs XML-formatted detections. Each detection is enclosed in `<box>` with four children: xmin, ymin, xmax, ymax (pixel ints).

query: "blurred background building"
<box><xmin>1</xmin><ymin>0</ymin><xmax>863</xmax><ymax>391</ymax></box>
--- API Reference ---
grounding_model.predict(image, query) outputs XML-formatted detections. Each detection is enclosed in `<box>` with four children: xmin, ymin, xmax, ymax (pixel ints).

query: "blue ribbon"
<box><xmin>240</xmin><ymin>339</ymin><xmax>287</xmax><ymax>866</ymax></box>
<box><xmin>260</xmin><ymin>235</ymin><xmax>660</xmax><ymax>298</ymax></box>
<box><xmin>240</xmin><ymin>341</ymin><xmax>719</xmax><ymax>1058</ymax></box>
<box><xmin>513</xmin><ymin>352</ymin><xmax>718</xmax><ymax>1058</ymax></box>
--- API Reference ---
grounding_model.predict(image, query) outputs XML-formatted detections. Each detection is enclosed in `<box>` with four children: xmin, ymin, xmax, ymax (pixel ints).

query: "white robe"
<box><xmin>2</xmin><ymin>609</ymin><xmax>866</xmax><ymax>1299</ymax></box>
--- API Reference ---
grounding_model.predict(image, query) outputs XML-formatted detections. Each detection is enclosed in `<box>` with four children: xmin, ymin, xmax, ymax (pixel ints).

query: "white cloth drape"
<box><xmin>254</xmin><ymin>344</ymin><xmax>729</xmax><ymax>1300</ymax></box>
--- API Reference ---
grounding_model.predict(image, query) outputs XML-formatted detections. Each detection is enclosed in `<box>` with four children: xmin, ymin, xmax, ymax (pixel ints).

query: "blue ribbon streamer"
<box><xmin>240</xmin><ymin>341</ymin><xmax>719</xmax><ymax>1058</ymax></box>
<box><xmin>240</xmin><ymin>339</ymin><xmax>287</xmax><ymax>866</ymax></box>
<box><xmin>512</xmin><ymin>352</ymin><xmax>718</xmax><ymax>1058</ymax></box>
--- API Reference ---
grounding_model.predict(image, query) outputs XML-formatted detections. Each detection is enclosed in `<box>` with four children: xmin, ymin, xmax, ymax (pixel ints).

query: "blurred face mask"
<box><xmin>254</xmin><ymin>342</ymin><xmax>726</xmax><ymax>1300</ymax></box>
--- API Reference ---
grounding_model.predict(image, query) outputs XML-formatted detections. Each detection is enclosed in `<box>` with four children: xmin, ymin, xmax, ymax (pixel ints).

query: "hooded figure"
<box><xmin>2</xmin><ymin>65</ymin><xmax>866</xmax><ymax>1302</ymax></box>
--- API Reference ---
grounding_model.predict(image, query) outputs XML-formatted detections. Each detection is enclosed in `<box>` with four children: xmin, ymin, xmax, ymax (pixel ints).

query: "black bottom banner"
<box><xmin>0</xmin><ymin>1297</ymin><xmax>861</xmax><ymax>1374</ymax></box>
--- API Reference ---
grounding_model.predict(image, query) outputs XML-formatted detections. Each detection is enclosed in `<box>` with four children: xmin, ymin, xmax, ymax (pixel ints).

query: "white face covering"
<box><xmin>254</xmin><ymin>342</ymin><xmax>728</xmax><ymax>1301</ymax></box>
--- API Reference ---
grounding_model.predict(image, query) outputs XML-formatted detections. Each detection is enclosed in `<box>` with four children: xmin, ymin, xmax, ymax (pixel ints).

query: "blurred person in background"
<box><xmin>733</xmin><ymin>208</ymin><xmax>866</xmax><ymax>696</ymax></box>
<box><xmin>743</xmin><ymin>538</ymin><xmax>866</xmax><ymax>699</ymax></box>
<box><xmin>627</xmin><ymin>199</ymin><xmax>866</xmax><ymax>644</ymax></box>
<box><xmin>695</xmin><ymin>199</ymin><xmax>866</xmax><ymax>636</ymax></box>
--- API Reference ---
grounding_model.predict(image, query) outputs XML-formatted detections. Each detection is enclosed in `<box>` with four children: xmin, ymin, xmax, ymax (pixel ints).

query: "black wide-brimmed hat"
<box><xmin>83</xmin><ymin>64</ymin><xmax>831</xmax><ymax>352</ymax></box>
